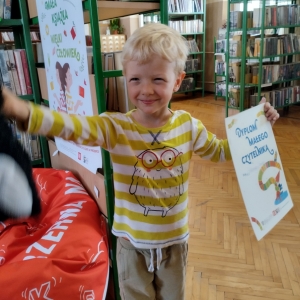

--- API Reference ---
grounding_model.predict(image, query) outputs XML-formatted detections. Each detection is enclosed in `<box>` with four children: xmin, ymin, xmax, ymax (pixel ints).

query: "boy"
<box><xmin>1</xmin><ymin>23</ymin><xmax>279</xmax><ymax>300</ymax></box>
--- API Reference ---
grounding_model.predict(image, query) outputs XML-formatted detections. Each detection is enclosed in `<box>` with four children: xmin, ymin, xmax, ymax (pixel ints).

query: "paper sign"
<box><xmin>36</xmin><ymin>0</ymin><xmax>102</xmax><ymax>173</ymax></box>
<box><xmin>225</xmin><ymin>104</ymin><xmax>293</xmax><ymax>240</ymax></box>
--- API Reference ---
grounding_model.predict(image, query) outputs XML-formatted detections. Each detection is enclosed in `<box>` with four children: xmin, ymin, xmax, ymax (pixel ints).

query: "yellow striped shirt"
<box><xmin>28</xmin><ymin>103</ymin><xmax>231</xmax><ymax>249</ymax></box>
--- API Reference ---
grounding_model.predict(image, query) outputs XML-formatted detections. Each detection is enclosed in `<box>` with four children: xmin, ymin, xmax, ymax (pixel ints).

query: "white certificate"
<box><xmin>225</xmin><ymin>104</ymin><xmax>293</xmax><ymax>240</ymax></box>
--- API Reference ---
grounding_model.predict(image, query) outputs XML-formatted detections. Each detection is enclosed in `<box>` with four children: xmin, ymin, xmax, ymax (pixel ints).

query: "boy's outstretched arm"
<box><xmin>259</xmin><ymin>97</ymin><xmax>280</xmax><ymax>126</ymax></box>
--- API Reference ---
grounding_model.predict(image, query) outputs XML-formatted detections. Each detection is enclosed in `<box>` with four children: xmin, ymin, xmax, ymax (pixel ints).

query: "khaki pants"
<box><xmin>117</xmin><ymin>237</ymin><xmax>188</xmax><ymax>300</ymax></box>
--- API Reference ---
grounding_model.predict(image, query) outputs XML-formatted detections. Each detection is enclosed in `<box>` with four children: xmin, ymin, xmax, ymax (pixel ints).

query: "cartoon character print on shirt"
<box><xmin>129</xmin><ymin>145</ymin><xmax>184</xmax><ymax>218</ymax></box>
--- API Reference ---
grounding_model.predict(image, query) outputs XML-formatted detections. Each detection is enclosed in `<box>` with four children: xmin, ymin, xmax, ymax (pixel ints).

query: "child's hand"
<box><xmin>259</xmin><ymin>97</ymin><xmax>279</xmax><ymax>126</ymax></box>
<box><xmin>1</xmin><ymin>87</ymin><xmax>31</xmax><ymax>125</ymax></box>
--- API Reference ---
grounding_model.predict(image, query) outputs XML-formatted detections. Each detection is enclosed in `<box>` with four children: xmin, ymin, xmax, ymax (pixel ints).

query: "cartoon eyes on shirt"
<box><xmin>138</xmin><ymin>149</ymin><xmax>182</xmax><ymax>169</ymax></box>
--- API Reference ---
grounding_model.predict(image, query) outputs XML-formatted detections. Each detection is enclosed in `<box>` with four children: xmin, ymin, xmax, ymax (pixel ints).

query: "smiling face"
<box><xmin>65</xmin><ymin>68</ymin><xmax>73</xmax><ymax>91</ymax></box>
<box><xmin>125</xmin><ymin>55</ymin><xmax>185</xmax><ymax>126</ymax></box>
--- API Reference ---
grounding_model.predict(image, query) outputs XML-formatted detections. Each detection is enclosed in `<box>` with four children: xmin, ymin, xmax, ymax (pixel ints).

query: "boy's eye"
<box><xmin>154</xmin><ymin>78</ymin><xmax>164</xmax><ymax>81</ymax></box>
<box><xmin>129</xmin><ymin>78</ymin><xmax>139</xmax><ymax>82</ymax></box>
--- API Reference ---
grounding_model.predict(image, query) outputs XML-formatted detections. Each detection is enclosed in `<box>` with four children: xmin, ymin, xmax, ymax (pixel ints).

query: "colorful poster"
<box><xmin>36</xmin><ymin>0</ymin><xmax>102</xmax><ymax>173</ymax></box>
<box><xmin>225</xmin><ymin>104</ymin><xmax>293</xmax><ymax>240</ymax></box>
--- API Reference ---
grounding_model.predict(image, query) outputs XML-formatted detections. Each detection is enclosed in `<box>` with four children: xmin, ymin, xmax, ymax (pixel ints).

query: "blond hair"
<box><xmin>121</xmin><ymin>23</ymin><xmax>189</xmax><ymax>75</ymax></box>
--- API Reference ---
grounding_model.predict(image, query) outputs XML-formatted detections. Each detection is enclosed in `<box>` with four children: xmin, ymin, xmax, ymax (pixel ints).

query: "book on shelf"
<box><xmin>216</xmin><ymin>39</ymin><xmax>226</xmax><ymax>54</ymax></box>
<box><xmin>2</xmin><ymin>50</ymin><xmax>16</xmax><ymax>94</ymax></box>
<box><xmin>0</xmin><ymin>0</ymin><xmax>4</xmax><ymax>20</ymax></box>
<box><xmin>179</xmin><ymin>77</ymin><xmax>194</xmax><ymax>92</ymax></box>
<box><xmin>186</xmin><ymin>39</ymin><xmax>199</xmax><ymax>53</ymax></box>
<box><xmin>185</xmin><ymin>58</ymin><xmax>198</xmax><ymax>72</ymax></box>
<box><xmin>32</xmin><ymin>43</ymin><xmax>44</xmax><ymax>64</ymax></box>
<box><xmin>229</xmin><ymin>86</ymin><xmax>251</xmax><ymax>108</ymax></box>
<box><xmin>253</xmin><ymin>7</ymin><xmax>262</xmax><ymax>27</ymax></box>
<box><xmin>228</xmin><ymin>62</ymin><xmax>240</xmax><ymax>83</ymax></box>
<box><xmin>193</xmin><ymin>58</ymin><xmax>198</xmax><ymax>71</ymax></box>
<box><xmin>247</xmin><ymin>11</ymin><xmax>253</xmax><ymax>28</ymax></box>
<box><xmin>0</xmin><ymin>49</ymin><xmax>12</xmax><ymax>91</ymax></box>
<box><xmin>218</xmin><ymin>28</ymin><xmax>226</xmax><ymax>40</ymax></box>
<box><xmin>168</xmin><ymin>0</ymin><xmax>203</xmax><ymax>13</ymax></box>
<box><xmin>19</xmin><ymin>49</ymin><xmax>33</xmax><ymax>94</ymax></box>
<box><xmin>7</xmin><ymin>49</ymin><xmax>22</xmax><ymax>95</ymax></box>
<box><xmin>185</xmin><ymin>59</ymin><xmax>193</xmax><ymax>72</ymax></box>
<box><xmin>3</xmin><ymin>0</ymin><xmax>12</xmax><ymax>19</ymax></box>
<box><xmin>169</xmin><ymin>19</ymin><xmax>203</xmax><ymax>34</ymax></box>
<box><xmin>228</xmin><ymin>86</ymin><xmax>240</xmax><ymax>107</ymax></box>
<box><xmin>230</xmin><ymin>11</ymin><xmax>242</xmax><ymax>29</ymax></box>
<box><xmin>246</xmin><ymin>37</ymin><xmax>255</xmax><ymax>57</ymax></box>
<box><xmin>9</xmin><ymin>120</ymin><xmax>42</xmax><ymax>161</ymax></box>
<box><xmin>215</xmin><ymin>81</ymin><xmax>226</xmax><ymax>96</ymax></box>
<box><xmin>13</xmin><ymin>49</ymin><xmax>27</xmax><ymax>95</ymax></box>
<box><xmin>215</xmin><ymin>60</ymin><xmax>225</xmax><ymax>75</ymax></box>
<box><xmin>265</xmin><ymin>6</ymin><xmax>272</xmax><ymax>26</ymax></box>
<box><xmin>229</xmin><ymin>40</ymin><xmax>241</xmax><ymax>57</ymax></box>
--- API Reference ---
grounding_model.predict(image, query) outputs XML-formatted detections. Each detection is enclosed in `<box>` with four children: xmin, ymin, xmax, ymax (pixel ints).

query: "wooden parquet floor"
<box><xmin>171</xmin><ymin>94</ymin><xmax>300</xmax><ymax>300</ymax></box>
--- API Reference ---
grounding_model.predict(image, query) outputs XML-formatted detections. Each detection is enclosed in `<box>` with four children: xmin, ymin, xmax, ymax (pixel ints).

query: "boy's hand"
<box><xmin>1</xmin><ymin>87</ymin><xmax>31</xmax><ymax>125</ymax></box>
<box><xmin>259</xmin><ymin>97</ymin><xmax>279</xmax><ymax>126</ymax></box>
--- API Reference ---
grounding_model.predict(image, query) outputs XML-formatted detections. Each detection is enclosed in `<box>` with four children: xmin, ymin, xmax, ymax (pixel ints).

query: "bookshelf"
<box><xmin>27</xmin><ymin>1</ymin><xmax>168</xmax><ymax>299</ymax></box>
<box><xmin>225</xmin><ymin>0</ymin><xmax>300</xmax><ymax>117</ymax></box>
<box><xmin>0</xmin><ymin>0</ymin><xmax>50</xmax><ymax>167</ymax></box>
<box><xmin>214</xmin><ymin>37</ymin><xmax>226</xmax><ymax>100</ymax></box>
<box><xmin>167</xmin><ymin>0</ymin><xmax>206</xmax><ymax>96</ymax></box>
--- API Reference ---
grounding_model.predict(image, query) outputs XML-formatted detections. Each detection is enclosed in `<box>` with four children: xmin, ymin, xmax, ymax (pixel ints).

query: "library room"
<box><xmin>0</xmin><ymin>0</ymin><xmax>299</xmax><ymax>299</ymax></box>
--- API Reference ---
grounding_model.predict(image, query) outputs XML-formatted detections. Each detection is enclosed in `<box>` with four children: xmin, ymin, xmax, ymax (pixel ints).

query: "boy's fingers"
<box><xmin>259</xmin><ymin>97</ymin><xmax>266</xmax><ymax>104</ymax></box>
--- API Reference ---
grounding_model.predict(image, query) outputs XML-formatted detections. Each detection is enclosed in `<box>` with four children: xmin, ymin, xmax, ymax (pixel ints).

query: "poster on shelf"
<box><xmin>36</xmin><ymin>0</ymin><xmax>102</xmax><ymax>173</ymax></box>
<box><xmin>225</xmin><ymin>104</ymin><xmax>293</xmax><ymax>240</ymax></box>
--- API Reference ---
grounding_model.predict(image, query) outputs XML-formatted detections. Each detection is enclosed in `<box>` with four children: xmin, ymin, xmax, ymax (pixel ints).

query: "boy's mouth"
<box><xmin>140</xmin><ymin>99</ymin><xmax>156</xmax><ymax>105</ymax></box>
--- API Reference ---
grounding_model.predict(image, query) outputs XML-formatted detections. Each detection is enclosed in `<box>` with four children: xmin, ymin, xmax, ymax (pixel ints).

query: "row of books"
<box><xmin>222</xmin><ymin>61</ymin><xmax>300</xmax><ymax>85</ymax></box>
<box><xmin>169</xmin><ymin>19</ymin><xmax>203</xmax><ymax>34</ymax></box>
<box><xmin>224</xmin><ymin>84</ymin><xmax>300</xmax><ymax>109</ymax></box>
<box><xmin>0</xmin><ymin>0</ymin><xmax>12</xmax><ymax>19</ymax></box>
<box><xmin>1</xmin><ymin>31</ymin><xmax>41</xmax><ymax>43</ymax></box>
<box><xmin>218</xmin><ymin>27</ymin><xmax>290</xmax><ymax>41</ymax></box>
<box><xmin>252</xmin><ymin>62</ymin><xmax>300</xmax><ymax>84</ymax></box>
<box><xmin>253</xmin><ymin>5</ymin><xmax>300</xmax><ymax>28</ymax></box>
<box><xmin>217</xmin><ymin>34</ymin><xmax>300</xmax><ymax>59</ymax></box>
<box><xmin>248</xmin><ymin>34</ymin><xmax>300</xmax><ymax>58</ymax></box>
<box><xmin>0</xmin><ymin>48</ymin><xmax>32</xmax><ymax>95</ymax></box>
<box><xmin>252</xmin><ymin>86</ymin><xmax>300</xmax><ymax>107</ymax></box>
<box><xmin>230</xmin><ymin>5</ymin><xmax>300</xmax><ymax>30</ymax></box>
<box><xmin>168</xmin><ymin>0</ymin><xmax>203</xmax><ymax>13</ymax></box>
<box><xmin>7</xmin><ymin>119</ymin><xmax>42</xmax><ymax>162</ymax></box>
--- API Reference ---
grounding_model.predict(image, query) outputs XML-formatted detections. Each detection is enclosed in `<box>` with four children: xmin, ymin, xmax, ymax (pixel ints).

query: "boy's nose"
<box><xmin>141</xmin><ymin>84</ymin><xmax>154</xmax><ymax>95</ymax></box>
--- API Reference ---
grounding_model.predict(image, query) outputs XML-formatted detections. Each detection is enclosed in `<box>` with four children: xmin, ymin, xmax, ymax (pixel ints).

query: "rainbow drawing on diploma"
<box><xmin>258</xmin><ymin>152</ymin><xmax>289</xmax><ymax>205</ymax></box>
<box><xmin>251</xmin><ymin>217</ymin><xmax>263</xmax><ymax>230</ymax></box>
<box><xmin>256</xmin><ymin>110</ymin><xmax>265</xmax><ymax>117</ymax></box>
<box><xmin>227</xmin><ymin>119</ymin><xmax>237</xmax><ymax>129</ymax></box>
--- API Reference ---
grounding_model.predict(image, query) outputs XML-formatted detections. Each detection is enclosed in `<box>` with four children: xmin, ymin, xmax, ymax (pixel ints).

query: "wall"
<box><xmin>205</xmin><ymin>0</ymin><xmax>227</xmax><ymax>92</ymax></box>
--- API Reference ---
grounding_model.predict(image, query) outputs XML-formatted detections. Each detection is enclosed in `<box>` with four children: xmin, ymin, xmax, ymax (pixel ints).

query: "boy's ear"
<box><xmin>174</xmin><ymin>72</ymin><xmax>186</xmax><ymax>92</ymax></box>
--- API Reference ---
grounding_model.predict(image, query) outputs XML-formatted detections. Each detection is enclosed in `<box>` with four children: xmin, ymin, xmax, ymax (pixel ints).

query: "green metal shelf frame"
<box><xmin>0</xmin><ymin>0</ymin><xmax>50</xmax><ymax>168</ymax></box>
